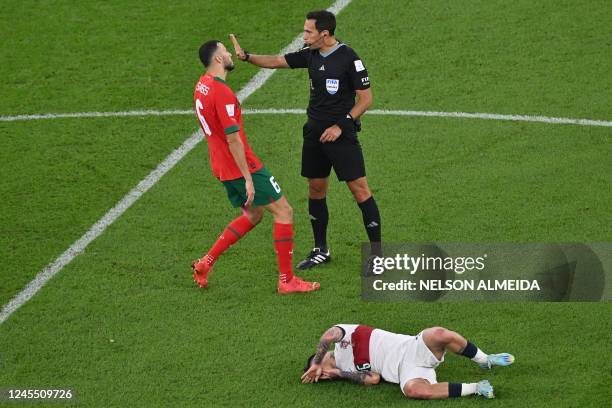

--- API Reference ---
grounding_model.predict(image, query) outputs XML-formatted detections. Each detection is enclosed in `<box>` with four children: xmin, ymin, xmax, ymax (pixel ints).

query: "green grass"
<box><xmin>250</xmin><ymin>0</ymin><xmax>612</xmax><ymax>119</ymax></box>
<box><xmin>1</xmin><ymin>0</ymin><xmax>611</xmax><ymax>407</ymax></box>
<box><xmin>0</xmin><ymin>116</ymin><xmax>194</xmax><ymax>307</ymax></box>
<box><xmin>0</xmin><ymin>0</ymin><xmax>330</xmax><ymax>115</ymax></box>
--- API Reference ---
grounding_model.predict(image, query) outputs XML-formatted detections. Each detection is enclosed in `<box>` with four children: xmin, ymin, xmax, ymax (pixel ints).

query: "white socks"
<box><xmin>461</xmin><ymin>383</ymin><xmax>479</xmax><ymax>396</ymax></box>
<box><xmin>471</xmin><ymin>349</ymin><xmax>488</xmax><ymax>366</ymax></box>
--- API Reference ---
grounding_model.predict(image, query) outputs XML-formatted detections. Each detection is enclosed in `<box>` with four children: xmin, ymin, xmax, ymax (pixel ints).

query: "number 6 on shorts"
<box><xmin>269</xmin><ymin>176</ymin><xmax>281</xmax><ymax>193</ymax></box>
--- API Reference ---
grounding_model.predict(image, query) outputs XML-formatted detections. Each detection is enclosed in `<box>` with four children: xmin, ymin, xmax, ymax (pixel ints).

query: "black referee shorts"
<box><xmin>301</xmin><ymin>119</ymin><xmax>366</xmax><ymax>182</ymax></box>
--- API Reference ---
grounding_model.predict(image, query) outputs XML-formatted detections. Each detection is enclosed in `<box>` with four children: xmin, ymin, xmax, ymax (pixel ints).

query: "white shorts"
<box><xmin>399</xmin><ymin>332</ymin><xmax>444</xmax><ymax>394</ymax></box>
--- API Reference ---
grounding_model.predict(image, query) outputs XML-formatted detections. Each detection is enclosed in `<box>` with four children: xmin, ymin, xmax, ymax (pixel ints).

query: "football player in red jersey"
<box><xmin>302</xmin><ymin>324</ymin><xmax>514</xmax><ymax>400</ymax></box>
<box><xmin>192</xmin><ymin>40</ymin><xmax>320</xmax><ymax>295</ymax></box>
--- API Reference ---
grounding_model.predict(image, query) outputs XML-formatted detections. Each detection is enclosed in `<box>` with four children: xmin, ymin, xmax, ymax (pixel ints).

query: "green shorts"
<box><xmin>222</xmin><ymin>166</ymin><xmax>283</xmax><ymax>208</ymax></box>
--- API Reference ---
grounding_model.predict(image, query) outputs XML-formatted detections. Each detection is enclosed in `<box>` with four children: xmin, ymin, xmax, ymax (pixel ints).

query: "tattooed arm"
<box><xmin>337</xmin><ymin>370</ymin><xmax>381</xmax><ymax>386</ymax></box>
<box><xmin>320</xmin><ymin>359</ymin><xmax>381</xmax><ymax>386</ymax></box>
<box><xmin>301</xmin><ymin>326</ymin><xmax>345</xmax><ymax>384</ymax></box>
<box><xmin>313</xmin><ymin>326</ymin><xmax>344</xmax><ymax>364</ymax></box>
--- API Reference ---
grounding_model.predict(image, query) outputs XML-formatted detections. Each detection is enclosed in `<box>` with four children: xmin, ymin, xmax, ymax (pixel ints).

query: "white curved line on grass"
<box><xmin>2</xmin><ymin>108</ymin><xmax>611</xmax><ymax>127</ymax></box>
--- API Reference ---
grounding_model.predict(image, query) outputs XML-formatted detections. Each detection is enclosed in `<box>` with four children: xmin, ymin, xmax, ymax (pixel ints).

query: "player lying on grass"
<box><xmin>302</xmin><ymin>324</ymin><xmax>514</xmax><ymax>399</ymax></box>
<box><xmin>191</xmin><ymin>40</ymin><xmax>320</xmax><ymax>294</ymax></box>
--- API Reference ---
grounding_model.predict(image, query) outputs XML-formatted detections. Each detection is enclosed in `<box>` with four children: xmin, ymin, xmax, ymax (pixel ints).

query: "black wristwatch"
<box><xmin>242</xmin><ymin>50</ymin><xmax>251</xmax><ymax>62</ymax></box>
<box><xmin>345</xmin><ymin>114</ymin><xmax>362</xmax><ymax>132</ymax></box>
<box><xmin>337</xmin><ymin>113</ymin><xmax>361</xmax><ymax>134</ymax></box>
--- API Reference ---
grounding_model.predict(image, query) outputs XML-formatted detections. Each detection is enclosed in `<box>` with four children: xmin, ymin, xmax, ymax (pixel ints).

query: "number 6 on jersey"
<box><xmin>195</xmin><ymin>99</ymin><xmax>212</xmax><ymax>136</ymax></box>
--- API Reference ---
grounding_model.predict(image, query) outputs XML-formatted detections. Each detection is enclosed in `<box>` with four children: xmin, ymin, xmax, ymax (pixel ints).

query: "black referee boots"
<box><xmin>297</xmin><ymin>248</ymin><xmax>331</xmax><ymax>270</ymax></box>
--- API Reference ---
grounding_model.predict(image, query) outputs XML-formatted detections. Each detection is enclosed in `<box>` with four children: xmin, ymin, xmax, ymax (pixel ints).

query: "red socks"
<box><xmin>274</xmin><ymin>223</ymin><xmax>294</xmax><ymax>283</ymax></box>
<box><xmin>203</xmin><ymin>217</ymin><xmax>294</xmax><ymax>284</ymax></box>
<box><xmin>206</xmin><ymin>215</ymin><xmax>255</xmax><ymax>263</ymax></box>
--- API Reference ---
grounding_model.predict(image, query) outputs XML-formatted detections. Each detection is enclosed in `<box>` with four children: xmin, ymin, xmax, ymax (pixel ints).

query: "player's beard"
<box><xmin>225</xmin><ymin>62</ymin><xmax>235</xmax><ymax>72</ymax></box>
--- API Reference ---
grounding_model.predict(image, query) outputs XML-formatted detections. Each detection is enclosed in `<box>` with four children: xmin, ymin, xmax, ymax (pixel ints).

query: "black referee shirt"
<box><xmin>284</xmin><ymin>43</ymin><xmax>370</xmax><ymax>123</ymax></box>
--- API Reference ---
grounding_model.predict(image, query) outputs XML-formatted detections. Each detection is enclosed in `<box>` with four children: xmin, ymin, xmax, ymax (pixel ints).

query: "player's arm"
<box><xmin>313</xmin><ymin>326</ymin><xmax>344</xmax><ymax>364</ymax></box>
<box><xmin>320</xmin><ymin>354</ymin><xmax>381</xmax><ymax>385</ymax></box>
<box><xmin>301</xmin><ymin>326</ymin><xmax>344</xmax><ymax>383</ymax></box>
<box><xmin>230</xmin><ymin>34</ymin><xmax>289</xmax><ymax>68</ymax></box>
<box><xmin>226</xmin><ymin>132</ymin><xmax>255</xmax><ymax>206</ymax></box>
<box><xmin>324</xmin><ymin>369</ymin><xmax>381</xmax><ymax>386</ymax></box>
<box><xmin>213</xmin><ymin>84</ymin><xmax>255</xmax><ymax>206</ymax></box>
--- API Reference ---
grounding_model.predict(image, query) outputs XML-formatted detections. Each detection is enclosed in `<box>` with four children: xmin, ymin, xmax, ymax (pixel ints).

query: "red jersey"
<box><xmin>194</xmin><ymin>74</ymin><xmax>263</xmax><ymax>181</ymax></box>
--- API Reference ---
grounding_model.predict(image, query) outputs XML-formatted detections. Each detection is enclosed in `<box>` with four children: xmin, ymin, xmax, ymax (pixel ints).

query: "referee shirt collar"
<box><xmin>319</xmin><ymin>42</ymin><xmax>344</xmax><ymax>58</ymax></box>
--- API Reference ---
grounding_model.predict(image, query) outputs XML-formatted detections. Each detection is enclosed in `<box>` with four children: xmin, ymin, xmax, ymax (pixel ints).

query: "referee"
<box><xmin>230</xmin><ymin>10</ymin><xmax>381</xmax><ymax>270</ymax></box>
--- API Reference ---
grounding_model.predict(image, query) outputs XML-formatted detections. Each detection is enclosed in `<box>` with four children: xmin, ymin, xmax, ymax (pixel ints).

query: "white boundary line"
<box><xmin>2</xmin><ymin>108</ymin><xmax>612</xmax><ymax>128</ymax></box>
<box><xmin>0</xmin><ymin>0</ymin><xmax>354</xmax><ymax>325</ymax></box>
<box><xmin>0</xmin><ymin>110</ymin><xmax>193</xmax><ymax>122</ymax></box>
<box><xmin>372</xmin><ymin>110</ymin><xmax>612</xmax><ymax>128</ymax></box>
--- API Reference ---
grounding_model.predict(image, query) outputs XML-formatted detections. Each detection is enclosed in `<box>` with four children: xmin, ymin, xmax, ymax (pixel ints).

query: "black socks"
<box><xmin>358</xmin><ymin>196</ymin><xmax>382</xmax><ymax>256</ymax></box>
<box><xmin>308</xmin><ymin>198</ymin><xmax>329</xmax><ymax>251</ymax></box>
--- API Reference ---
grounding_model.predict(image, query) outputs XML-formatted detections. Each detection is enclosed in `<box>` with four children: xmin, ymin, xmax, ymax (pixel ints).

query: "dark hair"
<box><xmin>199</xmin><ymin>40</ymin><xmax>220</xmax><ymax>67</ymax></box>
<box><xmin>303</xmin><ymin>354</ymin><xmax>315</xmax><ymax>373</ymax></box>
<box><xmin>306</xmin><ymin>10</ymin><xmax>336</xmax><ymax>35</ymax></box>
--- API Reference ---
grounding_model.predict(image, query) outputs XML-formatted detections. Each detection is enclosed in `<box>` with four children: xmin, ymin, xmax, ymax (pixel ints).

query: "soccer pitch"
<box><xmin>1</xmin><ymin>0</ymin><xmax>611</xmax><ymax>406</ymax></box>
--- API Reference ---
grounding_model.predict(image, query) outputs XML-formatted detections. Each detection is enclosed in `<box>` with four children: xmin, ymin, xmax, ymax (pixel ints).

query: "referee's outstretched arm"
<box><xmin>230</xmin><ymin>33</ymin><xmax>289</xmax><ymax>69</ymax></box>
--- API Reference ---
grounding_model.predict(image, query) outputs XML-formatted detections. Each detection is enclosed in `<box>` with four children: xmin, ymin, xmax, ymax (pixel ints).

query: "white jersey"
<box><xmin>333</xmin><ymin>324</ymin><xmax>414</xmax><ymax>384</ymax></box>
